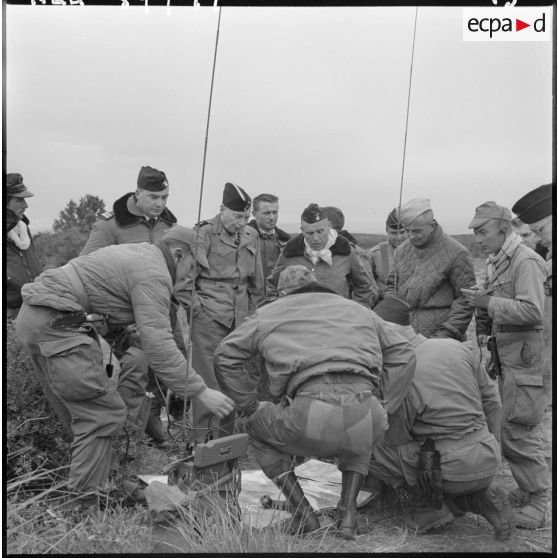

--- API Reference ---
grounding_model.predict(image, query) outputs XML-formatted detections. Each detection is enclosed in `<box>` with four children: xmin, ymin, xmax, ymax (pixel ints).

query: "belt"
<box><xmin>60</xmin><ymin>263</ymin><xmax>90</xmax><ymax>312</ymax></box>
<box><xmin>290</xmin><ymin>370</ymin><xmax>379</xmax><ymax>399</ymax></box>
<box><xmin>495</xmin><ymin>324</ymin><xmax>543</xmax><ymax>333</ymax></box>
<box><xmin>423</xmin><ymin>424</ymin><xmax>491</xmax><ymax>452</ymax></box>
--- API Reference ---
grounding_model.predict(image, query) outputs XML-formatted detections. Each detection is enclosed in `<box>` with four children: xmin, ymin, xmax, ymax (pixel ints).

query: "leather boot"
<box><xmin>453</xmin><ymin>485</ymin><xmax>513</xmax><ymax>541</ymax></box>
<box><xmin>272</xmin><ymin>471</ymin><xmax>320</xmax><ymax>534</ymax></box>
<box><xmin>336</xmin><ymin>471</ymin><xmax>363</xmax><ymax>539</ymax></box>
<box><xmin>514</xmin><ymin>490</ymin><xmax>547</xmax><ymax>529</ymax></box>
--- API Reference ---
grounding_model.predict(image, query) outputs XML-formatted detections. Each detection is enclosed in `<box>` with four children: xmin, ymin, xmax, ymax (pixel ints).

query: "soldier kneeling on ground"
<box><xmin>368</xmin><ymin>297</ymin><xmax>513</xmax><ymax>541</ymax></box>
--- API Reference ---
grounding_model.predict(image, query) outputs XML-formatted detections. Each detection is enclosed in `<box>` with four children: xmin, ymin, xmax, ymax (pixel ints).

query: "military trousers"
<box><xmin>246</xmin><ymin>374</ymin><xmax>388</xmax><ymax>479</ymax></box>
<box><xmin>16</xmin><ymin>303</ymin><xmax>127</xmax><ymax>494</ymax></box>
<box><xmin>369</xmin><ymin>425</ymin><xmax>501</xmax><ymax>496</ymax></box>
<box><xmin>497</xmin><ymin>330</ymin><xmax>550</xmax><ymax>494</ymax></box>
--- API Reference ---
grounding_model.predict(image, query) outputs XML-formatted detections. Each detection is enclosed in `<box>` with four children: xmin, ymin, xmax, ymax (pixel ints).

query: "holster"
<box><xmin>417</xmin><ymin>438</ymin><xmax>444</xmax><ymax>509</ymax></box>
<box><xmin>485</xmin><ymin>336</ymin><xmax>502</xmax><ymax>380</ymax></box>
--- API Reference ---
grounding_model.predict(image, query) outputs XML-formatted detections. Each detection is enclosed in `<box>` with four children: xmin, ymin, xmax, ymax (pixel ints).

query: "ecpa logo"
<box><xmin>463</xmin><ymin>8</ymin><xmax>551</xmax><ymax>41</ymax></box>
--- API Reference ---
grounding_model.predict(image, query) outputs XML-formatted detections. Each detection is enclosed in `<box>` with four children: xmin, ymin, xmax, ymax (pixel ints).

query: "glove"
<box><xmin>417</xmin><ymin>438</ymin><xmax>444</xmax><ymax>509</ymax></box>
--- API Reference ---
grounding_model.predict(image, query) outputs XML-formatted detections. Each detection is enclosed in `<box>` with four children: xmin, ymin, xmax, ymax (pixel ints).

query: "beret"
<box><xmin>468</xmin><ymin>201</ymin><xmax>512</xmax><ymax>229</ymax></box>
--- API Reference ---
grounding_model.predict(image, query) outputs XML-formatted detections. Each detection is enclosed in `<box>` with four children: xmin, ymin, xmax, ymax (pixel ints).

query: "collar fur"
<box><xmin>113</xmin><ymin>192</ymin><xmax>177</xmax><ymax>228</ymax></box>
<box><xmin>282</xmin><ymin>232</ymin><xmax>352</xmax><ymax>258</ymax></box>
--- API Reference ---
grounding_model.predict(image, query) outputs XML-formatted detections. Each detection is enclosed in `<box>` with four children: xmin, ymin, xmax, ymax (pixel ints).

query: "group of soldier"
<box><xmin>6</xmin><ymin>167</ymin><xmax>553</xmax><ymax>541</ymax></box>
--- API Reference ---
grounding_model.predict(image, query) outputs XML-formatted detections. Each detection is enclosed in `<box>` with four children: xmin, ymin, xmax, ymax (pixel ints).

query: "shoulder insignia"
<box><xmin>100</xmin><ymin>210</ymin><xmax>114</xmax><ymax>220</ymax></box>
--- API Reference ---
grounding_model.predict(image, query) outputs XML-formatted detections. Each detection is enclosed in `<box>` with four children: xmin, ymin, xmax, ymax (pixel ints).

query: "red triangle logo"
<box><xmin>516</xmin><ymin>19</ymin><xmax>530</xmax><ymax>31</ymax></box>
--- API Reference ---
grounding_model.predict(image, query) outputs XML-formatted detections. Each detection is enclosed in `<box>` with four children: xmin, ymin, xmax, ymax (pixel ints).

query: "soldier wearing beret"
<box><xmin>5</xmin><ymin>173</ymin><xmax>43</xmax><ymax>319</ymax></box>
<box><xmin>178</xmin><ymin>182</ymin><xmax>264</xmax><ymax>443</ymax></box>
<box><xmin>367</xmin><ymin>208</ymin><xmax>408</xmax><ymax>300</ymax></box>
<box><xmin>267</xmin><ymin>203</ymin><xmax>378</xmax><ymax>306</ymax></box>
<box><xmin>462</xmin><ymin>201</ymin><xmax>549</xmax><ymax>530</ymax></box>
<box><xmin>385</xmin><ymin>198</ymin><xmax>476</xmax><ymax>340</ymax></box>
<box><xmin>214</xmin><ymin>266</ymin><xmax>415</xmax><ymax>539</ymax></box>
<box><xmin>80</xmin><ymin>166</ymin><xmax>178</xmax><ymax>450</ymax></box>
<box><xmin>512</xmin><ymin>183</ymin><xmax>553</xmax><ymax>505</ymax></box>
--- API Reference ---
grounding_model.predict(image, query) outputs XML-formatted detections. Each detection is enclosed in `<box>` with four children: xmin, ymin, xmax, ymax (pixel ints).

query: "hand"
<box><xmin>461</xmin><ymin>288</ymin><xmax>491</xmax><ymax>310</ymax></box>
<box><xmin>195</xmin><ymin>388</ymin><xmax>235</xmax><ymax>419</ymax></box>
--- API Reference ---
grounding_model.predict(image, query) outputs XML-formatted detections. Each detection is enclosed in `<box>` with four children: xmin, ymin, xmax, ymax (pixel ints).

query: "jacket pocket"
<box><xmin>38</xmin><ymin>336</ymin><xmax>110</xmax><ymax>401</ymax></box>
<box><xmin>508</xmin><ymin>372</ymin><xmax>546</xmax><ymax>426</ymax></box>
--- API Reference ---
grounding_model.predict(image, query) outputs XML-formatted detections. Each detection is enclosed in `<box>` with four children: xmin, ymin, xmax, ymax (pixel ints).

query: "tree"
<box><xmin>53</xmin><ymin>194</ymin><xmax>105</xmax><ymax>235</ymax></box>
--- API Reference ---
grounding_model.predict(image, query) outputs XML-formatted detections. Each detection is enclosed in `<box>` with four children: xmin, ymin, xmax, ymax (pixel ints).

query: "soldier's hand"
<box><xmin>196</xmin><ymin>388</ymin><xmax>235</xmax><ymax>419</ymax></box>
<box><xmin>461</xmin><ymin>288</ymin><xmax>491</xmax><ymax>309</ymax></box>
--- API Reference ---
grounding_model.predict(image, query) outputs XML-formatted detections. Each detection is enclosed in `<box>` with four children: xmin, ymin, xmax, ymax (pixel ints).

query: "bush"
<box><xmin>33</xmin><ymin>227</ymin><xmax>88</xmax><ymax>268</ymax></box>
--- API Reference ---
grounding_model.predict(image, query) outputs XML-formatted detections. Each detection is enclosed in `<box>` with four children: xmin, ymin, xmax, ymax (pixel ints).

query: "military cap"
<box><xmin>468</xmin><ymin>201</ymin><xmax>512</xmax><ymax>229</ymax></box>
<box><xmin>301</xmin><ymin>203</ymin><xmax>328</xmax><ymax>224</ymax></box>
<box><xmin>137</xmin><ymin>166</ymin><xmax>169</xmax><ymax>192</ymax></box>
<box><xmin>386</xmin><ymin>207</ymin><xmax>404</xmax><ymax>230</ymax></box>
<box><xmin>373</xmin><ymin>297</ymin><xmax>411</xmax><ymax>326</ymax></box>
<box><xmin>511</xmin><ymin>183</ymin><xmax>553</xmax><ymax>224</ymax></box>
<box><xmin>278</xmin><ymin>265</ymin><xmax>317</xmax><ymax>295</ymax></box>
<box><xmin>6</xmin><ymin>173</ymin><xmax>34</xmax><ymax>198</ymax></box>
<box><xmin>398</xmin><ymin>198</ymin><xmax>431</xmax><ymax>227</ymax></box>
<box><xmin>223</xmin><ymin>182</ymin><xmax>252</xmax><ymax>211</ymax></box>
<box><xmin>161</xmin><ymin>225</ymin><xmax>196</xmax><ymax>251</ymax></box>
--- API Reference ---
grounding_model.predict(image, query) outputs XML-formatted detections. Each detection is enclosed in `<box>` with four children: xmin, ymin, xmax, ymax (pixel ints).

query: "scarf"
<box><xmin>305</xmin><ymin>229</ymin><xmax>337</xmax><ymax>266</ymax></box>
<box><xmin>7</xmin><ymin>220</ymin><xmax>31</xmax><ymax>250</ymax></box>
<box><xmin>485</xmin><ymin>232</ymin><xmax>523</xmax><ymax>284</ymax></box>
<box><xmin>260</xmin><ymin>229</ymin><xmax>276</xmax><ymax>240</ymax></box>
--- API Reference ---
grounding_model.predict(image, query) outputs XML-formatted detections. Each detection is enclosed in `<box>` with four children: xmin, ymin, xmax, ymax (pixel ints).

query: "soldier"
<box><xmin>267</xmin><ymin>203</ymin><xmax>378</xmax><ymax>306</ymax></box>
<box><xmin>511</xmin><ymin>216</ymin><xmax>548</xmax><ymax>259</ymax></box>
<box><xmin>322</xmin><ymin>206</ymin><xmax>358</xmax><ymax>246</ymax></box>
<box><xmin>369</xmin><ymin>297</ymin><xmax>511</xmax><ymax>541</ymax></box>
<box><xmin>15</xmin><ymin>227</ymin><xmax>235</xmax><ymax>508</ymax></box>
<box><xmin>367</xmin><ymin>208</ymin><xmax>407</xmax><ymax>300</ymax></box>
<box><xmin>512</xmin><ymin>183</ymin><xmax>553</xmax><ymax>496</ymax></box>
<box><xmin>247</xmin><ymin>193</ymin><xmax>290</xmax><ymax>291</ymax></box>
<box><xmin>80</xmin><ymin>165</ymin><xmax>178</xmax><ymax>450</ymax></box>
<box><xmin>385</xmin><ymin>198</ymin><xmax>476</xmax><ymax>340</ymax></box>
<box><xmin>181</xmin><ymin>182</ymin><xmax>264</xmax><ymax>443</ymax></box>
<box><xmin>214</xmin><ymin>266</ymin><xmax>416</xmax><ymax>539</ymax></box>
<box><xmin>462</xmin><ymin>201</ymin><xmax>549</xmax><ymax>529</ymax></box>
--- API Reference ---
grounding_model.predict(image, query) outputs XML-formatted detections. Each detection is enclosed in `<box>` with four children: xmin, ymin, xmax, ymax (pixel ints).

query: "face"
<box><xmin>405</xmin><ymin>219</ymin><xmax>435</xmax><ymax>248</ymax></box>
<box><xmin>513</xmin><ymin>223</ymin><xmax>539</xmax><ymax>250</ymax></box>
<box><xmin>301</xmin><ymin>218</ymin><xmax>330</xmax><ymax>251</ymax></box>
<box><xmin>220</xmin><ymin>206</ymin><xmax>251</xmax><ymax>234</ymax></box>
<box><xmin>7</xmin><ymin>196</ymin><xmax>28</xmax><ymax>220</ymax></box>
<box><xmin>386</xmin><ymin>226</ymin><xmax>408</xmax><ymax>249</ymax></box>
<box><xmin>253</xmin><ymin>201</ymin><xmax>279</xmax><ymax>232</ymax></box>
<box><xmin>529</xmin><ymin>216</ymin><xmax>552</xmax><ymax>249</ymax></box>
<box><xmin>474</xmin><ymin>219</ymin><xmax>507</xmax><ymax>255</ymax></box>
<box><xmin>135</xmin><ymin>187</ymin><xmax>169</xmax><ymax>218</ymax></box>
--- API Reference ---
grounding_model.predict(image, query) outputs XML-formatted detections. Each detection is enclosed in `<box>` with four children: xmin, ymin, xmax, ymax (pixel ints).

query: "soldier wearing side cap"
<box><xmin>511</xmin><ymin>183</ymin><xmax>554</xmax><ymax>512</ymax></box>
<box><xmin>385</xmin><ymin>198</ymin><xmax>476</xmax><ymax>340</ymax></box>
<box><xmin>267</xmin><ymin>203</ymin><xmax>378</xmax><ymax>306</ymax></box>
<box><xmin>178</xmin><ymin>183</ymin><xmax>264</xmax><ymax>443</ymax></box>
<box><xmin>367</xmin><ymin>208</ymin><xmax>408</xmax><ymax>300</ymax></box>
<box><xmin>15</xmin><ymin>227</ymin><xmax>235</xmax><ymax>509</ymax></box>
<box><xmin>214</xmin><ymin>265</ymin><xmax>416</xmax><ymax>539</ymax></box>
<box><xmin>462</xmin><ymin>200</ymin><xmax>549</xmax><ymax>530</ymax></box>
<box><xmin>5</xmin><ymin>173</ymin><xmax>43</xmax><ymax>319</ymax></box>
<box><xmin>80</xmin><ymin>165</ymin><xmax>179</xmax><ymax>450</ymax></box>
<box><xmin>368</xmin><ymin>297</ymin><xmax>511</xmax><ymax>541</ymax></box>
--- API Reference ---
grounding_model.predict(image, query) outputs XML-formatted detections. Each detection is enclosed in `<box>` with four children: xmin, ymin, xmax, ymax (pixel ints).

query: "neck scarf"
<box><xmin>305</xmin><ymin>229</ymin><xmax>337</xmax><ymax>266</ymax></box>
<box><xmin>260</xmin><ymin>229</ymin><xmax>276</xmax><ymax>240</ymax></box>
<box><xmin>7</xmin><ymin>220</ymin><xmax>31</xmax><ymax>250</ymax></box>
<box><xmin>485</xmin><ymin>232</ymin><xmax>523</xmax><ymax>283</ymax></box>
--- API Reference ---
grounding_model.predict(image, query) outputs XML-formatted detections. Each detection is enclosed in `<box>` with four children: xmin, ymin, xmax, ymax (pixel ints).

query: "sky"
<box><xmin>4</xmin><ymin>3</ymin><xmax>554</xmax><ymax>234</ymax></box>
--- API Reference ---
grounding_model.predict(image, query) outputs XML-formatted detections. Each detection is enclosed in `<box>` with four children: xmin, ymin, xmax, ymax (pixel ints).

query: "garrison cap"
<box><xmin>468</xmin><ymin>201</ymin><xmax>512</xmax><ymax>229</ymax></box>
<box><xmin>137</xmin><ymin>166</ymin><xmax>169</xmax><ymax>192</ymax></box>
<box><xmin>6</xmin><ymin>173</ymin><xmax>34</xmax><ymax>198</ymax></box>
<box><xmin>386</xmin><ymin>208</ymin><xmax>404</xmax><ymax>230</ymax></box>
<box><xmin>278</xmin><ymin>265</ymin><xmax>317</xmax><ymax>296</ymax></box>
<box><xmin>223</xmin><ymin>182</ymin><xmax>252</xmax><ymax>211</ymax></box>
<box><xmin>511</xmin><ymin>183</ymin><xmax>553</xmax><ymax>224</ymax></box>
<box><xmin>373</xmin><ymin>297</ymin><xmax>411</xmax><ymax>326</ymax></box>
<box><xmin>398</xmin><ymin>198</ymin><xmax>431</xmax><ymax>227</ymax></box>
<box><xmin>161</xmin><ymin>225</ymin><xmax>196</xmax><ymax>251</ymax></box>
<box><xmin>301</xmin><ymin>203</ymin><xmax>328</xmax><ymax>224</ymax></box>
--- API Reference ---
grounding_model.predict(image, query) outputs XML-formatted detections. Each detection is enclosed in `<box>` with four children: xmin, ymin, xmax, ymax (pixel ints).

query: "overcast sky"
<box><xmin>5</xmin><ymin>4</ymin><xmax>553</xmax><ymax>234</ymax></box>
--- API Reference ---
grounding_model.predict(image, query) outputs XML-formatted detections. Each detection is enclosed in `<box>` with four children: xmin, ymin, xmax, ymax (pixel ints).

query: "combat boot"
<box><xmin>395</xmin><ymin>484</ymin><xmax>453</xmax><ymax>534</ymax></box>
<box><xmin>514</xmin><ymin>490</ymin><xmax>547</xmax><ymax>529</ymax></box>
<box><xmin>452</xmin><ymin>484</ymin><xmax>513</xmax><ymax>541</ymax></box>
<box><xmin>272</xmin><ymin>470</ymin><xmax>320</xmax><ymax>534</ymax></box>
<box><xmin>335</xmin><ymin>471</ymin><xmax>363</xmax><ymax>540</ymax></box>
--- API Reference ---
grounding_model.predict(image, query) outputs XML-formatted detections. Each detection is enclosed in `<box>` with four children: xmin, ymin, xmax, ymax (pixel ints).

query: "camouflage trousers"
<box><xmin>246</xmin><ymin>374</ymin><xmax>388</xmax><ymax>479</ymax></box>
